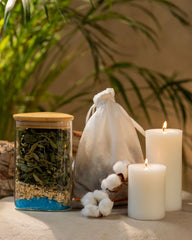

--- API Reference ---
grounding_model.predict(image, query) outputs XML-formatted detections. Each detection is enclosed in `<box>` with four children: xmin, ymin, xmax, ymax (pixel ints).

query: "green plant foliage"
<box><xmin>0</xmin><ymin>0</ymin><xmax>192</xmax><ymax>147</ymax></box>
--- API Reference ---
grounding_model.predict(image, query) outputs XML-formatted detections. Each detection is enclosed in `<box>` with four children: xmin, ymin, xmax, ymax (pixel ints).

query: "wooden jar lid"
<box><xmin>13</xmin><ymin>112</ymin><xmax>74</xmax><ymax>122</ymax></box>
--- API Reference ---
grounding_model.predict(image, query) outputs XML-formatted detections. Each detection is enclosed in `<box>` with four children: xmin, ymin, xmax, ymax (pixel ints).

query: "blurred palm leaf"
<box><xmin>104</xmin><ymin>62</ymin><xmax>192</xmax><ymax>125</ymax></box>
<box><xmin>3</xmin><ymin>0</ymin><xmax>16</xmax><ymax>30</ymax></box>
<box><xmin>0</xmin><ymin>0</ymin><xmax>191</xmax><ymax>146</ymax></box>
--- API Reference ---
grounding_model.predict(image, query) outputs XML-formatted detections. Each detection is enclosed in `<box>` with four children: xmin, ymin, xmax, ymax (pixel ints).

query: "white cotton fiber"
<box><xmin>81</xmin><ymin>192</ymin><xmax>97</xmax><ymax>207</ymax></box>
<box><xmin>99</xmin><ymin>198</ymin><xmax>114</xmax><ymax>216</ymax></box>
<box><xmin>101</xmin><ymin>179</ymin><xmax>108</xmax><ymax>191</ymax></box>
<box><xmin>93</xmin><ymin>190</ymin><xmax>108</xmax><ymax>202</ymax></box>
<box><xmin>81</xmin><ymin>204</ymin><xmax>100</xmax><ymax>217</ymax></box>
<box><xmin>113</xmin><ymin>161</ymin><xmax>128</xmax><ymax>180</ymax></box>
<box><xmin>102</xmin><ymin>174</ymin><xmax>121</xmax><ymax>191</ymax></box>
<box><xmin>122</xmin><ymin>159</ymin><xmax>130</xmax><ymax>166</ymax></box>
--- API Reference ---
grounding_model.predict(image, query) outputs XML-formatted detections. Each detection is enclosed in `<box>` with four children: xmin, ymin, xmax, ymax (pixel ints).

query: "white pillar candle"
<box><xmin>146</xmin><ymin>122</ymin><xmax>182</xmax><ymax>211</ymax></box>
<box><xmin>128</xmin><ymin>160</ymin><xmax>166</xmax><ymax>220</ymax></box>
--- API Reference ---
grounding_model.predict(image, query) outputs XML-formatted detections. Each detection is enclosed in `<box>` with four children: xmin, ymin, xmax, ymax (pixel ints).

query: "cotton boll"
<box><xmin>81</xmin><ymin>204</ymin><xmax>100</xmax><ymax>217</ymax></box>
<box><xmin>113</xmin><ymin>161</ymin><xmax>128</xmax><ymax>180</ymax></box>
<box><xmin>104</xmin><ymin>174</ymin><xmax>121</xmax><ymax>191</ymax></box>
<box><xmin>99</xmin><ymin>198</ymin><xmax>114</xmax><ymax>216</ymax></box>
<box><xmin>101</xmin><ymin>179</ymin><xmax>108</xmax><ymax>191</ymax></box>
<box><xmin>113</xmin><ymin>161</ymin><xmax>126</xmax><ymax>176</ymax></box>
<box><xmin>81</xmin><ymin>192</ymin><xmax>97</xmax><ymax>207</ymax></box>
<box><xmin>122</xmin><ymin>159</ymin><xmax>130</xmax><ymax>166</ymax></box>
<box><xmin>93</xmin><ymin>190</ymin><xmax>108</xmax><ymax>202</ymax></box>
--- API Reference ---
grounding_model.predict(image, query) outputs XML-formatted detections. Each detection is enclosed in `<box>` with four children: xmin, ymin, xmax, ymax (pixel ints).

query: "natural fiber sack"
<box><xmin>73</xmin><ymin>88</ymin><xmax>144</xmax><ymax>206</ymax></box>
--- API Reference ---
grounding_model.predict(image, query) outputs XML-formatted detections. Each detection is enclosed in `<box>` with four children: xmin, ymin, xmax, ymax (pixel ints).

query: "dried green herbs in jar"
<box><xmin>13</xmin><ymin>112</ymin><xmax>74</xmax><ymax>211</ymax></box>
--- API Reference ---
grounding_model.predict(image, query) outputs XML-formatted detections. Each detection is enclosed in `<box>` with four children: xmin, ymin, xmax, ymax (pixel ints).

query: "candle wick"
<box><xmin>162</xmin><ymin>121</ymin><xmax>167</xmax><ymax>132</ymax></box>
<box><xmin>144</xmin><ymin>159</ymin><xmax>149</xmax><ymax>168</ymax></box>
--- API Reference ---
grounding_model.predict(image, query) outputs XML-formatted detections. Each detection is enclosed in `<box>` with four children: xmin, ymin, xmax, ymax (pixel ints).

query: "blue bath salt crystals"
<box><xmin>15</xmin><ymin>197</ymin><xmax>70</xmax><ymax>211</ymax></box>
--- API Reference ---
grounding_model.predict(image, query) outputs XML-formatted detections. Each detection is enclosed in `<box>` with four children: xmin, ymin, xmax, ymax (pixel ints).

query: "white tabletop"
<box><xmin>0</xmin><ymin>192</ymin><xmax>192</xmax><ymax>240</ymax></box>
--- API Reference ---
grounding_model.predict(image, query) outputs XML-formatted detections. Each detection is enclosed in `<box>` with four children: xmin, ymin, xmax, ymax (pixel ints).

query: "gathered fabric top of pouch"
<box><xmin>86</xmin><ymin>88</ymin><xmax>115</xmax><ymax>123</ymax></box>
<box><xmin>93</xmin><ymin>88</ymin><xmax>115</xmax><ymax>107</ymax></box>
<box><xmin>86</xmin><ymin>88</ymin><xmax>145</xmax><ymax>136</ymax></box>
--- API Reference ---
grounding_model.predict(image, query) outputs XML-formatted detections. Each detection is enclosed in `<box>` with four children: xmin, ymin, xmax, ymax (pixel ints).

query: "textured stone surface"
<box><xmin>0</xmin><ymin>141</ymin><xmax>15</xmax><ymax>197</ymax></box>
<box><xmin>0</xmin><ymin>192</ymin><xmax>192</xmax><ymax>240</ymax></box>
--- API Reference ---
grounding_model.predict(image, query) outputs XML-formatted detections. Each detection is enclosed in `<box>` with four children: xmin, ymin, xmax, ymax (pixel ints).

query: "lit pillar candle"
<box><xmin>146</xmin><ymin>121</ymin><xmax>182</xmax><ymax>211</ymax></box>
<box><xmin>128</xmin><ymin>159</ymin><xmax>166</xmax><ymax>220</ymax></box>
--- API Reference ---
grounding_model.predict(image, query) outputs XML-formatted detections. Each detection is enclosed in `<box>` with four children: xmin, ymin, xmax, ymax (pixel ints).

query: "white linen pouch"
<box><xmin>73</xmin><ymin>88</ymin><xmax>144</xmax><ymax>203</ymax></box>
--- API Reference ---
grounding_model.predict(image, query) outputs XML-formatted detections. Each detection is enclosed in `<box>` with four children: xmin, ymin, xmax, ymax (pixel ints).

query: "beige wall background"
<box><xmin>50</xmin><ymin>1</ymin><xmax>192</xmax><ymax>191</ymax></box>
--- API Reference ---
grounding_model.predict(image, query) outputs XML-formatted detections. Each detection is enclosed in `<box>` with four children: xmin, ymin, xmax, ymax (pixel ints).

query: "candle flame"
<box><xmin>144</xmin><ymin>158</ymin><xmax>148</xmax><ymax>168</ymax></box>
<box><xmin>162</xmin><ymin>121</ymin><xmax>167</xmax><ymax>132</ymax></box>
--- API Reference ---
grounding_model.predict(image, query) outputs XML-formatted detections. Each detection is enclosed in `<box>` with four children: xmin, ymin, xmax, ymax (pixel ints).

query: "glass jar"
<box><xmin>13</xmin><ymin>112</ymin><xmax>74</xmax><ymax>211</ymax></box>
